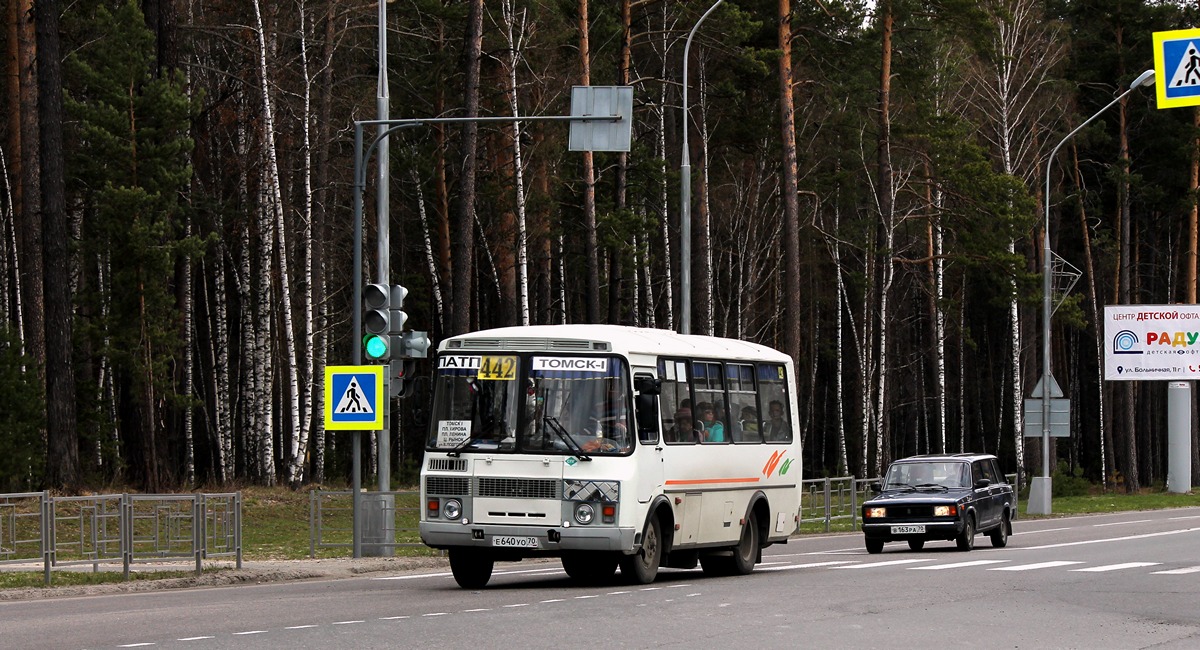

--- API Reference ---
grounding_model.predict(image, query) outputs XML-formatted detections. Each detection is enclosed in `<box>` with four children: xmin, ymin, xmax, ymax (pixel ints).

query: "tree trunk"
<box><xmin>450</xmin><ymin>0</ymin><xmax>483</xmax><ymax>336</ymax></box>
<box><xmin>578</xmin><ymin>0</ymin><xmax>599</xmax><ymax>323</ymax></box>
<box><xmin>36</xmin><ymin>0</ymin><xmax>80</xmax><ymax>491</ymax></box>
<box><xmin>873</xmin><ymin>0</ymin><xmax>895</xmax><ymax>475</ymax></box>
<box><xmin>778</xmin><ymin>0</ymin><xmax>801</xmax><ymax>365</ymax></box>
<box><xmin>18</xmin><ymin>0</ymin><xmax>45</xmax><ymax>390</ymax></box>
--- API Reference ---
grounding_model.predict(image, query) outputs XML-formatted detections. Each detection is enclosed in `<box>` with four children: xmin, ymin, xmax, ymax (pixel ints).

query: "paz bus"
<box><xmin>418</xmin><ymin>325</ymin><xmax>802</xmax><ymax>588</ymax></box>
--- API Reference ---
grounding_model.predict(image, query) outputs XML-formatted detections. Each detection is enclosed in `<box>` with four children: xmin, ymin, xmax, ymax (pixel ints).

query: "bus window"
<box><xmin>758</xmin><ymin>363</ymin><xmax>792</xmax><ymax>443</ymax></box>
<box><xmin>428</xmin><ymin>354</ymin><xmax>520</xmax><ymax>452</ymax></box>
<box><xmin>726</xmin><ymin>363</ymin><xmax>760</xmax><ymax>443</ymax></box>
<box><xmin>658</xmin><ymin>359</ymin><xmax>697</xmax><ymax>444</ymax></box>
<box><xmin>693</xmin><ymin>361</ymin><xmax>728</xmax><ymax>443</ymax></box>
<box><xmin>522</xmin><ymin>355</ymin><xmax>632</xmax><ymax>455</ymax></box>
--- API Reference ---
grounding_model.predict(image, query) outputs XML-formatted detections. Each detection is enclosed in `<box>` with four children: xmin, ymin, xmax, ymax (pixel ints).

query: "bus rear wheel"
<box><xmin>449</xmin><ymin>548</ymin><xmax>494</xmax><ymax>589</ymax></box>
<box><xmin>700</xmin><ymin>511</ymin><xmax>759</xmax><ymax>577</ymax></box>
<box><xmin>619</xmin><ymin>516</ymin><xmax>662</xmax><ymax>584</ymax></box>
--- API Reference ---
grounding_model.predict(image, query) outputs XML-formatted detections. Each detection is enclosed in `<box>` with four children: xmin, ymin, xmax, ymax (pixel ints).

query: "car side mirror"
<box><xmin>974</xmin><ymin>478</ymin><xmax>991</xmax><ymax>489</ymax></box>
<box><xmin>870</xmin><ymin>481</ymin><xmax>882</xmax><ymax>493</ymax></box>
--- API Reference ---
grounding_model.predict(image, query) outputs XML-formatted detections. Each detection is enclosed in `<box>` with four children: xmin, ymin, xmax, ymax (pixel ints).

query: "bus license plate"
<box><xmin>891</xmin><ymin>525</ymin><xmax>925</xmax><ymax>535</ymax></box>
<box><xmin>492</xmin><ymin>536</ymin><xmax>539</xmax><ymax>548</ymax></box>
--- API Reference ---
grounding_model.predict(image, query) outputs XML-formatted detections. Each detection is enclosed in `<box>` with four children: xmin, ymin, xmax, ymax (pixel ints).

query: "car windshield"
<box><xmin>427</xmin><ymin>353</ymin><xmax>633</xmax><ymax>456</ymax></box>
<box><xmin>883</xmin><ymin>461</ymin><xmax>970</xmax><ymax>489</ymax></box>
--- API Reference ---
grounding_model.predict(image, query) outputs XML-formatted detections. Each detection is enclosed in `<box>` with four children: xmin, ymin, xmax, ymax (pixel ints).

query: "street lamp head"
<box><xmin>1131</xmin><ymin>69</ymin><xmax>1155</xmax><ymax>89</ymax></box>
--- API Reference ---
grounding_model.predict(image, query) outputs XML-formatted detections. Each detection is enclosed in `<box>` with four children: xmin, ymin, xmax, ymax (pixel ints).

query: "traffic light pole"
<box><xmin>349</xmin><ymin>111</ymin><xmax>624</xmax><ymax>558</ymax></box>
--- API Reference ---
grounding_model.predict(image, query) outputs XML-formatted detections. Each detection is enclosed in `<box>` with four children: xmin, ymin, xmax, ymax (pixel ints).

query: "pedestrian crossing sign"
<box><xmin>324</xmin><ymin>365</ymin><xmax>384</xmax><ymax>430</ymax></box>
<box><xmin>1154</xmin><ymin>28</ymin><xmax>1200</xmax><ymax>109</ymax></box>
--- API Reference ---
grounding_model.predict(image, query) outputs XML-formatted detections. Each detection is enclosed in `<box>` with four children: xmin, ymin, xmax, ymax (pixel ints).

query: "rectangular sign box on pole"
<box><xmin>1103</xmin><ymin>305</ymin><xmax>1200</xmax><ymax>382</ymax></box>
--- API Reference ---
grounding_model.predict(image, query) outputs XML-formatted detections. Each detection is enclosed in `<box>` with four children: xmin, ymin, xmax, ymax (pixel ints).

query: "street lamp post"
<box><xmin>1029</xmin><ymin>68</ymin><xmax>1156</xmax><ymax>515</ymax></box>
<box><xmin>679</xmin><ymin>0</ymin><xmax>722</xmax><ymax>335</ymax></box>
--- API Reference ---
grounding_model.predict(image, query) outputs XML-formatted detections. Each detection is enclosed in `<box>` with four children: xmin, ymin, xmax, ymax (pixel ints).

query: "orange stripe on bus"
<box><xmin>664</xmin><ymin>477</ymin><xmax>761</xmax><ymax>485</ymax></box>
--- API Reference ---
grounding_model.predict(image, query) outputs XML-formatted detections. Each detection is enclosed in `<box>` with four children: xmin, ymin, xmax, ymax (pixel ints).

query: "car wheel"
<box><xmin>449</xmin><ymin>548</ymin><xmax>494</xmax><ymax>589</ymax></box>
<box><xmin>619</xmin><ymin>516</ymin><xmax>662</xmax><ymax>584</ymax></box>
<box><xmin>990</xmin><ymin>511</ymin><xmax>1010</xmax><ymax>548</ymax></box>
<box><xmin>955</xmin><ymin>515</ymin><xmax>975</xmax><ymax>551</ymax></box>
<box><xmin>865</xmin><ymin>538</ymin><xmax>884</xmax><ymax>554</ymax></box>
<box><xmin>907</xmin><ymin>539</ymin><xmax>925</xmax><ymax>551</ymax></box>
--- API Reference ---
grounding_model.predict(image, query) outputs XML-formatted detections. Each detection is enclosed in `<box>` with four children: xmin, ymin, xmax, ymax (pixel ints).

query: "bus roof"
<box><xmin>439</xmin><ymin>324</ymin><xmax>791</xmax><ymax>364</ymax></box>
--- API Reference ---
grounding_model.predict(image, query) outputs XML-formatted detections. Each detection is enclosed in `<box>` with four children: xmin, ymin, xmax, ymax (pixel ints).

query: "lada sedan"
<box><xmin>861</xmin><ymin>453</ymin><xmax>1015</xmax><ymax>553</ymax></box>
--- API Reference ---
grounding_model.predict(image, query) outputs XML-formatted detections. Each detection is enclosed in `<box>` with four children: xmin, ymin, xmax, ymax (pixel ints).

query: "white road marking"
<box><xmin>332</xmin><ymin>620</ymin><xmax>364</xmax><ymax>625</ymax></box>
<box><xmin>232</xmin><ymin>630</ymin><xmax>268</xmax><ymax>635</ymax></box>
<box><xmin>1021</xmin><ymin>527</ymin><xmax>1200</xmax><ymax>550</ymax></box>
<box><xmin>990</xmin><ymin>561</ymin><xmax>1083</xmax><ymax>571</ymax></box>
<box><xmin>909</xmin><ymin>560</ymin><xmax>1009</xmax><ymax>570</ymax></box>
<box><xmin>1153</xmin><ymin>566</ymin><xmax>1200</xmax><ymax>575</ymax></box>
<box><xmin>118</xmin><ymin>644</ymin><xmax>156</xmax><ymax>648</ymax></box>
<box><xmin>503</xmin><ymin>603</ymin><xmax>529</xmax><ymax>608</ymax></box>
<box><xmin>541</xmin><ymin>598</ymin><xmax>566</xmax><ymax>603</ymax></box>
<box><xmin>834</xmin><ymin>559</ymin><xmax>934</xmax><ymax>569</ymax></box>
<box><xmin>759</xmin><ymin>561</ymin><xmax>858</xmax><ymax>571</ymax></box>
<box><xmin>1093</xmin><ymin>520</ymin><xmax>1152</xmax><ymax>527</ymax></box>
<box><xmin>462</xmin><ymin>608</ymin><xmax>490</xmax><ymax>613</ymax></box>
<box><xmin>1072</xmin><ymin>562</ymin><xmax>1160</xmax><ymax>572</ymax></box>
<box><xmin>177</xmin><ymin>637</ymin><xmax>214</xmax><ymax>641</ymax></box>
<box><xmin>285</xmin><ymin>625</ymin><xmax>319</xmax><ymax>629</ymax></box>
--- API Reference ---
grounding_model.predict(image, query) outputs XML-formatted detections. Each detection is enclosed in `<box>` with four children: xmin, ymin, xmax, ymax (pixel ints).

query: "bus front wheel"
<box><xmin>449</xmin><ymin>548</ymin><xmax>494</xmax><ymax>589</ymax></box>
<box><xmin>619</xmin><ymin>516</ymin><xmax>662</xmax><ymax>584</ymax></box>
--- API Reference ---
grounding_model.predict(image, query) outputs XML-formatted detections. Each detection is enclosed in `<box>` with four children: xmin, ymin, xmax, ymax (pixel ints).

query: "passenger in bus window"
<box><xmin>667</xmin><ymin>408</ymin><xmax>701</xmax><ymax>443</ymax></box>
<box><xmin>764</xmin><ymin>400</ymin><xmax>791</xmax><ymax>441</ymax></box>
<box><xmin>740</xmin><ymin>405</ymin><xmax>760</xmax><ymax>436</ymax></box>
<box><xmin>589</xmin><ymin>381</ymin><xmax>628</xmax><ymax>436</ymax></box>
<box><xmin>696</xmin><ymin>402</ymin><xmax>725</xmax><ymax>442</ymax></box>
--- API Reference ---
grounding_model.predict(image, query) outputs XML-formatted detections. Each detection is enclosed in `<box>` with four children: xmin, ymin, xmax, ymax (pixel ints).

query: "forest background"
<box><xmin>2</xmin><ymin>0</ymin><xmax>1199</xmax><ymax>495</ymax></box>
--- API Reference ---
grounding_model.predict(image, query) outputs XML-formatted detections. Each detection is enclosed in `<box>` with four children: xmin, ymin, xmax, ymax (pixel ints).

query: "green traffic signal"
<box><xmin>364</xmin><ymin>333</ymin><xmax>389</xmax><ymax>360</ymax></box>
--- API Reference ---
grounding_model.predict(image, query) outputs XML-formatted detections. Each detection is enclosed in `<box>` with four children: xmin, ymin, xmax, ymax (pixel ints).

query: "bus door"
<box><xmin>632</xmin><ymin>370</ymin><xmax>663</xmax><ymax>504</ymax></box>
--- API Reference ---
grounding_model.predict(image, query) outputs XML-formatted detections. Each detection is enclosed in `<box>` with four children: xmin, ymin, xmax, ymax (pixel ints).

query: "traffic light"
<box><xmin>399</xmin><ymin>330</ymin><xmax>432</xmax><ymax>358</ymax></box>
<box><xmin>362</xmin><ymin>283</ymin><xmax>409</xmax><ymax>361</ymax></box>
<box><xmin>389</xmin><ymin>358</ymin><xmax>416</xmax><ymax>398</ymax></box>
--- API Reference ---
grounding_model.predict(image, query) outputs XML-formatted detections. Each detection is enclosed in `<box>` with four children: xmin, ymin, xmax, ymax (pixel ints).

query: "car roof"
<box><xmin>891</xmin><ymin>453</ymin><xmax>997</xmax><ymax>463</ymax></box>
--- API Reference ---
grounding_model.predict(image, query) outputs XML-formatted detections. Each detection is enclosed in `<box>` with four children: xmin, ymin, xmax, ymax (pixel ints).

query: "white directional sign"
<box><xmin>324</xmin><ymin>365</ymin><xmax>384</xmax><ymax>431</ymax></box>
<box><xmin>1154</xmin><ymin>28</ymin><xmax>1200</xmax><ymax>109</ymax></box>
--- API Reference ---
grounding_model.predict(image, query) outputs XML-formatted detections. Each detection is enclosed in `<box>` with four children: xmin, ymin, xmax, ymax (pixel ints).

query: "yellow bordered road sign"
<box><xmin>1154</xmin><ymin>28</ymin><xmax>1200</xmax><ymax>109</ymax></box>
<box><xmin>324</xmin><ymin>365</ymin><xmax>384</xmax><ymax>430</ymax></box>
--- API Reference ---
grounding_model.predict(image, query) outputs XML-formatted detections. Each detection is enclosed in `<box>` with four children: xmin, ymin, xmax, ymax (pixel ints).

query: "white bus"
<box><xmin>418</xmin><ymin>325</ymin><xmax>802</xmax><ymax>588</ymax></box>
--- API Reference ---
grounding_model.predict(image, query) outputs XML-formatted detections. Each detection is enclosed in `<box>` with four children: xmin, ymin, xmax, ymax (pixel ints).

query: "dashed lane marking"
<box><xmin>1072</xmin><ymin>562</ymin><xmax>1161</xmax><ymax>572</ymax></box>
<box><xmin>990</xmin><ymin>561</ymin><xmax>1083</xmax><ymax>572</ymax></box>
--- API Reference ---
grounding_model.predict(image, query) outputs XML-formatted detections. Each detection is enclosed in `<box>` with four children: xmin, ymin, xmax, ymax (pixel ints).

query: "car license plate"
<box><xmin>492</xmin><ymin>535</ymin><xmax>539</xmax><ymax>548</ymax></box>
<box><xmin>891</xmin><ymin>525</ymin><xmax>925</xmax><ymax>534</ymax></box>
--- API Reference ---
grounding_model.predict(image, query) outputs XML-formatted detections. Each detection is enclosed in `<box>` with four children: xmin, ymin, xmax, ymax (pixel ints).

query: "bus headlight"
<box><xmin>444</xmin><ymin>499</ymin><xmax>462</xmax><ymax>520</ymax></box>
<box><xmin>574</xmin><ymin>503</ymin><xmax>595</xmax><ymax>525</ymax></box>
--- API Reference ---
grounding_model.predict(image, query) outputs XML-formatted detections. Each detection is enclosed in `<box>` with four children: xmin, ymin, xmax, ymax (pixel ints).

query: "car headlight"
<box><xmin>575</xmin><ymin>503</ymin><xmax>595</xmax><ymax>525</ymax></box>
<box><xmin>865</xmin><ymin>507</ymin><xmax>886</xmax><ymax>518</ymax></box>
<box><xmin>444</xmin><ymin>499</ymin><xmax>462</xmax><ymax>520</ymax></box>
<box><xmin>934</xmin><ymin>505</ymin><xmax>957</xmax><ymax>517</ymax></box>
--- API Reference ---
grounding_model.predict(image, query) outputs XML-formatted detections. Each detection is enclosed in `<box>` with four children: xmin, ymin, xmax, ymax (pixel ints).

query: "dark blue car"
<box><xmin>861</xmin><ymin>453</ymin><xmax>1015</xmax><ymax>553</ymax></box>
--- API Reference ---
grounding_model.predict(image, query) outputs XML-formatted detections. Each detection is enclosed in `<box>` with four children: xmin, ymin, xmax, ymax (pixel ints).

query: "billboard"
<box><xmin>1103</xmin><ymin>305</ymin><xmax>1200</xmax><ymax>381</ymax></box>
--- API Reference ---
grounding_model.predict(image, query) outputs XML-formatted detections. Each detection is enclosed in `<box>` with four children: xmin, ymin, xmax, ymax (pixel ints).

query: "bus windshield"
<box><xmin>427</xmin><ymin>353</ymin><xmax>633</xmax><ymax>456</ymax></box>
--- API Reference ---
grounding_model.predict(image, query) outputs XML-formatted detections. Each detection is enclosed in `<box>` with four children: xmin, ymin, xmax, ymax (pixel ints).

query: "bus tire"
<box><xmin>700</xmin><ymin>511</ymin><xmax>760</xmax><ymax>577</ymax></box>
<box><xmin>563</xmin><ymin>552</ymin><xmax>618</xmax><ymax>584</ymax></box>
<box><xmin>620</xmin><ymin>516</ymin><xmax>662</xmax><ymax>584</ymax></box>
<box><xmin>449</xmin><ymin>548</ymin><xmax>494</xmax><ymax>589</ymax></box>
<box><xmin>730</xmin><ymin>511</ymin><xmax>759</xmax><ymax>575</ymax></box>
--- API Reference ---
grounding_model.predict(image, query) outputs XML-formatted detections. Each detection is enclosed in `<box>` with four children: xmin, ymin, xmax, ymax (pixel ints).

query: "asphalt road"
<box><xmin>5</xmin><ymin>508</ymin><xmax>1200</xmax><ymax>649</ymax></box>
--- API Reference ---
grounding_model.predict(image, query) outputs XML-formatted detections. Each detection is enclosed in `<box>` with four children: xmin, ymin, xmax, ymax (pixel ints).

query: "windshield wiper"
<box><xmin>913</xmin><ymin>483</ymin><xmax>948</xmax><ymax>491</ymax></box>
<box><xmin>544</xmin><ymin>416</ymin><xmax>591</xmax><ymax>461</ymax></box>
<box><xmin>446</xmin><ymin>434</ymin><xmax>478</xmax><ymax>458</ymax></box>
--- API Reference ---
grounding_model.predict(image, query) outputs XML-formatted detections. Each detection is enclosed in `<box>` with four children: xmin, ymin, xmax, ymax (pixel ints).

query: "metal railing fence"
<box><xmin>800</xmin><ymin>476</ymin><xmax>879</xmax><ymax>532</ymax></box>
<box><xmin>0</xmin><ymin>491</ymin><xmax>241</xmax><ymax>585</ymax></box>
<box><xmin>309</xmin><ymin>490</ymin><xmax>423</xmax><ymax>557</ymax></box>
